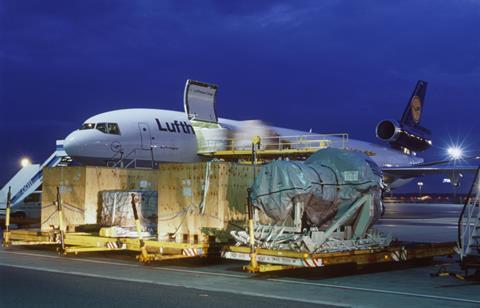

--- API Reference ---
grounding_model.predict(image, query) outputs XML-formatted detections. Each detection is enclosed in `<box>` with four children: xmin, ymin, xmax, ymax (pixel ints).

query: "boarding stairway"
<box><xmin>0</xmin><ymin>140</ymin><xmax>71</xmax><ymax>209</ymax></box>
<box><xmin>458</xmin><ymin>166</ymin><xmax>480</xmax><ymax>272</ymax></box>
<box><xmin>108</xmin><ymin>147</ymin><xmax>155</xmax><ymax>169</ymax></box>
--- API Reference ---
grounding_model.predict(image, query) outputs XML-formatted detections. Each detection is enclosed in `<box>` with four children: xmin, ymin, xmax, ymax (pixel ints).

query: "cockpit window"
<box><xmin>96</xmin><ymin>123</ymin><xmax>107</xmax><ymax>133</ymax></box>
<box><xmin>80</xmin><ymin>123</ymin><xmax>95</xmax><ymax>130</ymax></box>
<box><xmin>96</xmin><ymin>122</ymin><xmax>121</xmax><ymax>135</ymax></box>
<box><xmin>108</xmin><ymin>123</ymin><xmax>120</xmax><ymax>135</ymax></box>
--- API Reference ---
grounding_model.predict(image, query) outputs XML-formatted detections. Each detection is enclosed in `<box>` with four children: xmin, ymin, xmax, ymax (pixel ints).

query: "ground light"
<box><xmin>446</xmin><ymin>146</ymin><xmax>464</xmax><ymax>203</ymax></box>
<box><xmin>417</xmin><ymin>181</ymin><xmax>424</xmax><ymax>195</ymax></box>
<box><xmin>20</xmin><ymin>157</ymin><xmax>31</xmax><ymax>168</ymax></box>
<box><xmin>447</xmin><ymin>146</ymin><xmax>463</xmax><ymax>160</ymax></box>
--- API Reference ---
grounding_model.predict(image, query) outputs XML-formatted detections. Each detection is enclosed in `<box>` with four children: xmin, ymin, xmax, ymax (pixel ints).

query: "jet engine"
<box><xmin>376</xmin><ymin>119</ymin><xmax>431</xmax><ymax>152</ymax></box>
<box><xmin>375</xmin><ymin>80</ymin><xmax>432</xmax><ymax>153</ymax></box>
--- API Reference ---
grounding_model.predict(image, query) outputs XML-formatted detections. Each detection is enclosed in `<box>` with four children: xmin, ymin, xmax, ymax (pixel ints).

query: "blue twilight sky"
<box><xmin>0</xmin><ymin>0</ymin><xmax>479</xmax><ymax>192</ymax></box>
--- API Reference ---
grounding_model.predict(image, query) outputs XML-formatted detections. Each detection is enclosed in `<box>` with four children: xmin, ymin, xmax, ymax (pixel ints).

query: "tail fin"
<box><xmin>400</xmin><ymin>80</ymin><xmax>427</xmax><ymax>129</ymax></box>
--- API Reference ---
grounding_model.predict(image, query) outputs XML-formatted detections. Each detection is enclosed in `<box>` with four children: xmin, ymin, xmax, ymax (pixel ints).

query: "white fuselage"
<box><xmin>64</xmin><ymin>108</ymin><xmax>423</xmax><ymax>181</ymax></box>
<box><xmin>64</xmin><ymin>109</ymin><xmax>200</xmax><ymax>166</ymax></box>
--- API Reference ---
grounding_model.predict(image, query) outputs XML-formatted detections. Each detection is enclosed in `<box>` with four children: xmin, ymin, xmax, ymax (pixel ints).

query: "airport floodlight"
<box><xmin>20</xmin><ymin>157</ymin><xmax>31</xmax><ymax>168</ymax></box>
<box><xmin>417</xmin><ymin>181</ymin><xmax>424</xmax><ymax>195</ymax></box>
<box><xmin>447</xmin><ymin>146</ymin><xmax>463</xmax><ymax>160</ymax></box>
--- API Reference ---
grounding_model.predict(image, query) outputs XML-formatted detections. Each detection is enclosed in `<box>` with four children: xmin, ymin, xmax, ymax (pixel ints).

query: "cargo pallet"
<box><xmin>2</xmin><ymin>187</ymin><xmax>221</xmax><ymax>263</ymax></box>
<box><xmin>3</xmin><ymin>229</ymin><xmax>221</xmax><ymax>263</ymax></box>
<box><xmin>222</xmin><ymin>242</ymin><xmax>456</xmax><ymax>273</ymax></box>
<box><xmin>222</xmin><ymin>187</ymin><xmax>456</xmax><ymax>273</ymax></box>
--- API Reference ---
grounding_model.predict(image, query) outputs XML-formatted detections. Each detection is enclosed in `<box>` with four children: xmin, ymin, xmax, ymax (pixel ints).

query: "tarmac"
<box><xmin>0</xmin><ymin>202</ymin><xmax>479</xmax><ymax>308</ymax></box>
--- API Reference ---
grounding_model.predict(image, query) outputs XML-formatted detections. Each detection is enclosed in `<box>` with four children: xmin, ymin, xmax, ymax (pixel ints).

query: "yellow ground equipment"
<box><xmin>2</xmin><ymin>189</ymin><xmax>221</xmax><ymax>263</ymax></box>
<box><xmin>223</xmin><ymin>242</ymin><xmax>456</xmax><ymax>273</ymax></box>
<box><xmin>197</xmin><ymin>133</ymin><xmax>349</xmax><ymax>162</ymax></box>
<box><xmin>223</xmin><ymin>146</ymin><xmax>456</xmax><ymax>273</ymax></box>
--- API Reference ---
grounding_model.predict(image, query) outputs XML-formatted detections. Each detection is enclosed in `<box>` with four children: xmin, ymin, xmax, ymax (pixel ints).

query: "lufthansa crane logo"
<box><xmin>110</xmin><ymin>141</ymin><xmax>123</xmax><ymax>153</ymax></box>
<box><xmin>410</xmin><ymin>96</ymin><xmax>422</xmax><ymax>124</ymax></box>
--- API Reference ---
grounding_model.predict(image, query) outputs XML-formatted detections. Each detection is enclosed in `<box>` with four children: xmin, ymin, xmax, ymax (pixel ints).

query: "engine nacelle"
<box><xmin>376</xmin><ymin>119</ymin><xmax>432</xmax><ymax>152</ymax></box>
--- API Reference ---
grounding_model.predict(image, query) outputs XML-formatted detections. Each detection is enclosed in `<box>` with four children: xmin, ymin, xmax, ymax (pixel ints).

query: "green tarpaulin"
<box><xmin>250</xmin><ymin>148</ymin><xmax>383</xmax><ymax>229</ymax></box>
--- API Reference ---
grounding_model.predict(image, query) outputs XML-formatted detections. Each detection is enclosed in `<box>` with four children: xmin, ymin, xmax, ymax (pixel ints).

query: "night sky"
<box><xmin>1</xmin><ymin>1</ymin><xmax>479</xmax><ymax>192</ymax></box>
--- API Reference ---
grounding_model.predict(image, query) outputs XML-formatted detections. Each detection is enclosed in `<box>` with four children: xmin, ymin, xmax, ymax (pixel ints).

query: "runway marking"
<box><xmin>379</xmin><ymin>224</ymin><xmax>456</xmax><ymax>228</ymax></box>
<box><xmin>0</xmin><ymin>262</ymin><xmax>348</xmax><ymax>307</ymax></box>
<box><xmin>269</xmin><ymin>279</ymin><xmax>480</xmax><ymax>305</ymax></box>
<box><xmin>2</xmin><ymin>250</ymin><xmax>480</xmax><ymax>305</ymax></box>
<box><xmin>0</xmin><ymin>250</ymin><xmax>247</xmax><ymax>278</ymax></box>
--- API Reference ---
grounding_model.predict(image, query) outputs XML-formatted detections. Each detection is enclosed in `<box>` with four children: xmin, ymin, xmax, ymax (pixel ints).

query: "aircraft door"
<box><xmin>184</xmin><ymin>80</ymin><xmax>218</xmax><ymax>123</ymax></box>
<box><xmin>138</xmin><ymin>122</ymin><xmax>152</xmax><ymax>150</ymax></box>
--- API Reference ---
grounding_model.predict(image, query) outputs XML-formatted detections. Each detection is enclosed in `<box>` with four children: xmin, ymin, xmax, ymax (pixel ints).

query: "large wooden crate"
<box><xmin>157</xmin><ymin>162</ymin><xmax>253</xmax><ymax>240</ymax></box>
<box><xmin>41</xmin><ymin>163</ymin><xmax>254</xmax><ymax>238</ymax></box>
<box><xmin>41</xmin><ymin>166</ymin><xmax>158</xmax><ymax>231</ymax></box>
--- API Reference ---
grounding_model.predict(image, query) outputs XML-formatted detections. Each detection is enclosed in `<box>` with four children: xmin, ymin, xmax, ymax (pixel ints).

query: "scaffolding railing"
<box><xmin>108</xmin><ymin>147</ymin><xmax>155</xmax><ymax>169</ymax></box>
<box><xmin>197</xmin><ymin>133</ymin><xmax>349</xmax><ymax>154</ymax></box>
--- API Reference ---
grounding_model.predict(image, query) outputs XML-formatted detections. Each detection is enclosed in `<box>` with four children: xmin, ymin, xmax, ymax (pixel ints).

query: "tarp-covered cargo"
<box><xmin>250</xmin><ymin>148</ymin><xmax>383</xmax><ymax>229</ymax></box>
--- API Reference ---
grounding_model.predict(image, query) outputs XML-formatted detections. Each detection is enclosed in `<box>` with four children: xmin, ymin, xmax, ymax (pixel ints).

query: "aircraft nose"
<box><xmin>64</xmin><ymin>130</ymin><xmax>88</xmax><ymax>158</ymax></box>
<box><xmin>64</xmin><ymin>129</ymin><xmax>114</xmax><ymax>164</ymax></box>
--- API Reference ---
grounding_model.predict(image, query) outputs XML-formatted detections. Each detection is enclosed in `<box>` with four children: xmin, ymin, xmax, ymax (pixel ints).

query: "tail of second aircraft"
<box><xmin>399</xmin><ymin>80</ymin><xmax>429</xmax><ymax>131</ymax></box>
<box><xmin>375</xmin><ymin>80</ymin><xmax>432</xmax><ymax>152</ymax></box>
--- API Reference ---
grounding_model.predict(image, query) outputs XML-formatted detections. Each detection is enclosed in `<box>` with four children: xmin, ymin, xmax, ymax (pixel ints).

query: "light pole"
<box><xmin>417</xmin><ymin>181</ymin><xmax>424</xmax><ymax>197</ymax></box>
<box><xmin>447</xmin><ymin>146</ymin><xmax>463</xmax><ymax>203</ymax></box>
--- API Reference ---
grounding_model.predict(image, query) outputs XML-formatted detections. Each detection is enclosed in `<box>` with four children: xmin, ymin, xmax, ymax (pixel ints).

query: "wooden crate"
<box><xmin>157</xmin><ymin>162</ymin><xmax>253</xmax><ymax>240</ymax></box>
<box><xmin>41</xmin><ymin>166</ymin><xmax>158</xmax><ymax>231</ymax></box>
<box><xmin>41</xmin><ymin>163</ymin><xmax>254</xmax><ymax>239</ymax></box>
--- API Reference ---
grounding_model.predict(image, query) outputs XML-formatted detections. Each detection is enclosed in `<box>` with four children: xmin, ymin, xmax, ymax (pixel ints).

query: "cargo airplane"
<box><xmin>63</xmin><ymin>80</ymin><xmax>473</xmax><ymax>189</ymax></box>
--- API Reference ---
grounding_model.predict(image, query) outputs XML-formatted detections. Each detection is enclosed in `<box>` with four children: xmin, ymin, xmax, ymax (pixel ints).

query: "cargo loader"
<box><xmin>222</xmin><ymin>148</ymin><xmax>456</xmax><ymax>272</ymax></box>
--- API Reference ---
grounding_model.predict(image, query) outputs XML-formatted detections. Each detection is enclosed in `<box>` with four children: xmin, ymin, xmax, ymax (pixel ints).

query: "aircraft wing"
<box><xmin>382</xmin><ymin>165</ymin><xmax>479</xmax><ymax>179</ymax></box>
<box><xmin>411</xmin><ymin>156</ymin><xmax>480</xmax><ymax>167</ymax></box>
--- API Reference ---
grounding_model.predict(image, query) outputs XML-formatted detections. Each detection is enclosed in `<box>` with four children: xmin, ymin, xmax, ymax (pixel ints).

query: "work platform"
<box><xmin>197</xmin><ymin>133</ymin><xmax>349</xmax><ymax>162</ymax></box>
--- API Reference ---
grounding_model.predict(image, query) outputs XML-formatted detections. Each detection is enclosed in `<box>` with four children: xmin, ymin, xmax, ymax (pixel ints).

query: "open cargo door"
<box><xmin>183</xmin><ymin>80</ymin><xmax>218</xmax><ymax>123</ymax></box>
